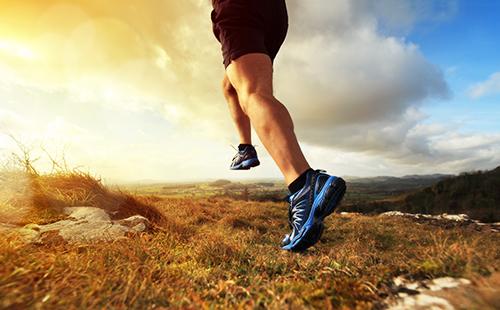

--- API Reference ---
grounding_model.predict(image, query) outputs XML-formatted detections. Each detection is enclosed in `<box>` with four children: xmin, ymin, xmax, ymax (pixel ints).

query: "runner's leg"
<box><xmin>222</xmin><ymin>73</ymin><xmax>251</xmax><ymax>145</ymax></box>
<box><xmin>226</xmin><ymin>53</ymin><xmax>310</xmax><ymax>185</ymax></box>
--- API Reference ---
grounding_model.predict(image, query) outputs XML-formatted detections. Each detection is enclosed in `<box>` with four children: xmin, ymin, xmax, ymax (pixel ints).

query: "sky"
<box><xmin>0</xmin><ymin>0</ymin><xmax>499</xmax><ymax>182</ymax></box>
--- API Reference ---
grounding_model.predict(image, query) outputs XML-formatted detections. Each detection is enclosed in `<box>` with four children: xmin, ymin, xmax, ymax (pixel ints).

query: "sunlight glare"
<box><xmin>0</xmin><ymin>40</ymin><xmax>37</xmax><ymax>60</ymax></box>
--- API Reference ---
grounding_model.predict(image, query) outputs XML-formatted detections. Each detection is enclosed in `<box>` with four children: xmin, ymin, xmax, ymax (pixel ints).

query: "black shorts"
<box><xmin>211</xmin><ymin>0</ymin><xmax>288</xmax><ymax>68</ymax></box>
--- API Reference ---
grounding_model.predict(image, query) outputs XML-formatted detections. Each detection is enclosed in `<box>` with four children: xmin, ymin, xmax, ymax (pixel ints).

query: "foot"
<box><xmin>230</xmin><ymin>145</ymin><xmax>260</xmax><ymax>170</ymax></box>
<box><xmin>281</xmin><ymin>169</ymin><xmax>346</xmax><ymax>251</ymax></box>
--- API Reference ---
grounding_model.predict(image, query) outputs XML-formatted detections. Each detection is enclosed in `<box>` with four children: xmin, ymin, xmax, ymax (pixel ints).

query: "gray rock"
<box><xmin>388</xmin><ymin>276</ymin><xmax>471</xmax><ymax>310</ymax></box>
<box><xmin>380</xmin><ymin>211</ymin><xmax>500</xmax><ymax>232</ymax></box>
<box><xmin>1</xmin><ymin>207</ymin><xmax>151</xmax><ymax>244</ymax></box>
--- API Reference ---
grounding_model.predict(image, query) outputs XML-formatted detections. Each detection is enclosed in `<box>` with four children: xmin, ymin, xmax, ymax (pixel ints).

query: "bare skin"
<box><xmin>221</xmin><ymin>74</ymin><xmax>252</xmax><ymax>145</ymax></box>
<box><xmin>224</xmin><ymin>53</ymin><xmax>311</xmax><ymax>185</ymax></box>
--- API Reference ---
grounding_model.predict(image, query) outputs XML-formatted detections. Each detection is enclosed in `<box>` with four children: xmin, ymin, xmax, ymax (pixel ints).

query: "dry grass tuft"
<box><xmin>0</xmin><ymin>170</ymin><xmax>165</xmax><ymax>226</ymax></box>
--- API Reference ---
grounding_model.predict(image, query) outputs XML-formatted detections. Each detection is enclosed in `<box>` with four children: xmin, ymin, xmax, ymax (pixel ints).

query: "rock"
<box><xmin>381</xmin><ymin>211</ymin><xmax>406</xmax><ymax>217</ymax></box>
<box><xmin>65</xmin><ymin>207</ymin><xmax>111</xmax><ymax>222</ymax></box>
<box><xmin>390</xmin><ymin>294</ymin><xmax>455</xmax><ymax>310</ymax></box>
<box><xmin>116</xmin><ymin>215</ymin><xmax>150</xmax><ymax>231</ymax></box>
<box><xmin>380</xmin><ymin>211</ymin><xmax>500</xmax><ymax>232</ymax></box>
<box><xmin>23</xmin><ymin>223</ymin><xmax>41</xmax><ymax>231</ymax></box>
<box><xmin>426</xmin><ymin>277</ymin><xmax>471</xmax><ymax>291</ymax></box>
<box><xmin>380</xmin><ymin>211</ymin><xmax>472</xmax><ymax>223</ymax></box>
<box><xmin>388</xmin><ymin>276</ymin><xmax>472</xmax><ymax>310</ymax></box>
<box><xmin>439</xmin><ymin>214</ymin><xmax>470</xmax><ymax>221</ymax></box>
<box><xmin>339</xmin><ymin>212</ymin><xmax>361</xmax><ymax>217</ymax></box>
<box><xmin>1</xmin><ymin>207</ymin><xmax>151</xmax><ymax>244</ymax></box>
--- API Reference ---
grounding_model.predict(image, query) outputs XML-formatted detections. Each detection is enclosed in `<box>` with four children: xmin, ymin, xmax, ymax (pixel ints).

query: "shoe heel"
<box><xmin>242</xmin><ymin>158</ymin><xmax>260</xmax><ymax>169</ymax></box>
<box><xmin>321</xmin><ymin>178</ymin><xmax>346</xmax><ymax>217</ymax></box>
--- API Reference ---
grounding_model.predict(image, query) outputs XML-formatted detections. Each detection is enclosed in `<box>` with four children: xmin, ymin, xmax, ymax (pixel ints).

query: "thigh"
<box><xmin>225</xmin><ymin>53</ymin><xmax>274</xmax><ymax>97</ymax></box>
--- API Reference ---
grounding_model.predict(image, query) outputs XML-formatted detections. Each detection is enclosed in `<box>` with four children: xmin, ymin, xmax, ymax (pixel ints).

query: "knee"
<box><xmin>238</xmin><ymin>89</ymin><xmax>274</xmax><ymax>113</ymax></box>
<box><xmin>221</xmin><ymin>77</ymin><xmax>237</xmax><ymax>99</ymax></box>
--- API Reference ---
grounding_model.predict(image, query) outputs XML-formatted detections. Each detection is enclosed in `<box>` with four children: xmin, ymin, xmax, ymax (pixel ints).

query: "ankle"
<box><xmin>288</xmin><ymin>168</ymin><xmax>314</xmax><ymax>194</ymax></box>
<box><xmin>238</xmin><ymin>143</ymin><xmax>253</xmax><ymax>151</ymax></box>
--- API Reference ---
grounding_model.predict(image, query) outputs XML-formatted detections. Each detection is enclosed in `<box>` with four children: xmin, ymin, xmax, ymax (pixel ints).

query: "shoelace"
<box><xmin>230</xmin><ymin>144</ymin><xmax>259</xmax><ymax>153</ymax></box>
<box><xmin>288</xmin><ymin>193</ymin><xmax>307</xmax><ymax>231</ymax></box>
<box><xmin>230</xmin><ymin>144</ymin><xmax>259</xmax><ymax>161</ymax></box>
<box><xmin>291</xmin><ymin>206</ymin><xmax>306</xmax><ymax>229</ymax></box>
<box><xmin>230</xmin><ymin>145</ymin><xmax>244</xmax><ymax>161</ymax></box>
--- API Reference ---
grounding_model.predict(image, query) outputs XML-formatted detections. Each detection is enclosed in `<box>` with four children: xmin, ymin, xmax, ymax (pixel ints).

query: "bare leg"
<box><xmin>226</xmin><ymin>53</ymin><xmax>310</xmax><ymax>185</ymax></box>
<box><xmin>222</xmin><ymin>74</ymin><xmax>252</xmax><ymax>145</ymax></box>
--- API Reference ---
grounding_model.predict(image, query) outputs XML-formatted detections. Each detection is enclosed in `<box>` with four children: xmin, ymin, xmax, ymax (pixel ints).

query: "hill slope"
<box><xmin>345</xmin><ymin>166</ymin><xmax>500</xmax><ymax>222</ymax></box>
<box><xmin>399</xmin><ymin>166</ymin><xmax>500</xmax><ymax>222</ymax></box>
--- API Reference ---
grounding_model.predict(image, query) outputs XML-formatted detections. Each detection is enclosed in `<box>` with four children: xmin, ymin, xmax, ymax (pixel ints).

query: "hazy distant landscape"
<box><xmin>119</xmin><ymin>173</ymin><xmax>450</xmax><ymax>201</ymax></box>
<box><xmin>120</xmin><ymin>166</ymin><xmax>500</xmax><ymax>222</ymax></box>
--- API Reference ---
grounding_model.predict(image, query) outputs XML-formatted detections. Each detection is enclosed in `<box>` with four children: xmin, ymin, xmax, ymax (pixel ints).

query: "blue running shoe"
<box><xmin>282</xmin><ymin>169</ymin><xmax>346</xmax><ymax>251</ymax></box>
<box><xmin>230</xmin><ymin>145</ymin><xmax>260</xmax><ymax>170</ymax></box>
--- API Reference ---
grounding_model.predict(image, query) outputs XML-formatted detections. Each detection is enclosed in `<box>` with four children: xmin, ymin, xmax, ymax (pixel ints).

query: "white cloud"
<box><xmin>284</xmin><ymin>0</ymin><xmax>458</xmax><ymax>37</ymax></box>
<box><xmin>277</xmin><ymin>1</ymin><xmax>450</xmax><ymax>156</ymax></box>
<box><xmin>468</xmin><ymin>72</ymin><xmax>500</xmax><ymax>99</ymax></box>
<box><xmin>271</xmin><ymin>0</ymin><xmax>497</xmax><ymax>174</ymax></box>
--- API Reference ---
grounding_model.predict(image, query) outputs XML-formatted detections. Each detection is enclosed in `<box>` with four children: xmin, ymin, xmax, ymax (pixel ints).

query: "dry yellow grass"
<box><xmin>0</xmin><ymin>171</ymin><xmax>165</xmax><ymax>226</ymax></box>
<box><xmin>0</xmin><ymin>172</ymin><xmax>499</xmax><ymax>309</ymax></box>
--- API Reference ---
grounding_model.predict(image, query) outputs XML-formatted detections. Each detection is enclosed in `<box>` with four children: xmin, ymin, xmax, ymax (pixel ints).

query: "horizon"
<box><xmin>110</xmin><ymin>165</ymin><xmax>500</xmax><ymax>186</ymax></box>
<box><xmin>1</xmin><ymin>0</ymin><xmax>499</xmax><ymax>182</ymax></box>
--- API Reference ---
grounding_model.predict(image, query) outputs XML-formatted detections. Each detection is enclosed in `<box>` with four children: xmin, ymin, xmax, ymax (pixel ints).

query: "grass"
<box><xmin>0</xmin><ymin>170</ymin><xmax>165</xmax><ymax>226</ymax></box>
<box><xmin>0</xmin><ymin>172</ymin><xmax>499</xmax><ymax>309</ymax></box>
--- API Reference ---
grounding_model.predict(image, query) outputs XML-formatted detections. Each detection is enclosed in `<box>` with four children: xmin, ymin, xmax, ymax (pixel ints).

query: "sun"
<box><xmin>0</xmin><ymin>39</ymin><xmax>37</xmax><ymax>60</ymax></box>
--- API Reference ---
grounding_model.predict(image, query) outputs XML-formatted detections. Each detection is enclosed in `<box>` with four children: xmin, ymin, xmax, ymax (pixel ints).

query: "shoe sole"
<box><xmin>230</xmin><ymin>158</ymin><xmax>260</xmax><ymax>170</ymax></box>
<box><xmin>283</xmin><ymin>177</ymin><xmax>346</xmax><ymax>252</ymax></box>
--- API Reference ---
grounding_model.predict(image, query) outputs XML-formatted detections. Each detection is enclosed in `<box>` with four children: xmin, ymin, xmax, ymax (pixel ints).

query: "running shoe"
<box><xmin>282</xmin><ymin>169</ymin><xmax>346</xmax><ymax>251</ymax></box>
<box><xmin>230</xmin><ymin>145</ymin><xmax>260</xmax><ymax>170</ymax></box>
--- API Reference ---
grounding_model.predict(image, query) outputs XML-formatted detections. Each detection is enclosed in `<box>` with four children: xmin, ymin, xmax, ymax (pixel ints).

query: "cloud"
<box><xmin>271</xmin><ymin>0</ymin><xmax>497</xmax><ymax>173</ymax></box>
<box><xmin>0</xmin><ymin>109</ymin><xmax>28</xmax><ymax>134</ymax></box>
<box><xmin>284</xmin><ymin>0</ymin><xmax>458</xmax><ymax>37</ymax></box>
<box><xmin>468</xmin><ymin>72</ymin><xmax>500</xmax><ymax>99</ymax></box>
<box><xmin>277</xmin><ymin>1</ymin><xmax>450</xmax><ymax>153</ymax></box>
<box><xmin>427</xmin><ymin>132</ymin><xmax>500</xmax><ymax>172</ymax></box>
<box><xmin>0</xmin><ymin>0</ymin><xmax>452</xmax><ymax>142</ymax></box>
<box><xmin>303</xmin><ymin>130</ymin><xmax>500</xmax><ymax>177</ymax></box>
<box><xmin>362</xmin><ymin>0</ymin><xmax>459</xmax><ymax>33</ymax></box>
<box><xmin>1</xmin><ymin>0</ymin><xmax>497</xmax><ymax>178</ymax></box>
<box><xmin>0</xmin><ymin>0</ymin><xmax>227</xmax><ymax>132</ymax></box>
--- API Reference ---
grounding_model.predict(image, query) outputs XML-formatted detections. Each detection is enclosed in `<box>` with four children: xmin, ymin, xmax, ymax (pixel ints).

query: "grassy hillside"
<box><xmin>1</xmin><ymin>172</ymin><xmax>499</xmax><ymax>309</ymax></box>
<box><xmin>343</xmin><ymin>167</ymin><xmax>500</xmax><ymax>222</ymax></box>
<box><xmin>401</xmin><ymin>167</ymin><xmax>500</xmax><ymax>222</ymax></box>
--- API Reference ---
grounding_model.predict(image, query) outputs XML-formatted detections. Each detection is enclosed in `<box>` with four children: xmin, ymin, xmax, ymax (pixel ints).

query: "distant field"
<box><xmin>118</xmin><ymin>168</ymin><xmax>499</xmax><ymax>223</ymax></box>
<box><xmin>118</xmin><ymin>174</ymin><xmax>446</xmax><ymax>202</ymax></box>
<box><xmin>117</xmin><ymin>174</ymin><xmax>453</xmax><ymax>215</ymax></box>
<box><xmin>118</xmin><ymin>179</ymin><xmax>288</xmax><ymax>201</ymax></box>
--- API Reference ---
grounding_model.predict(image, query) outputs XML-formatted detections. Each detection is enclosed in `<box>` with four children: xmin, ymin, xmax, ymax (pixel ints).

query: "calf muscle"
<box><xmin>226</xmin><ymin>53</ymin><xmax>310</xmax><ymax>184</ymax></box>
